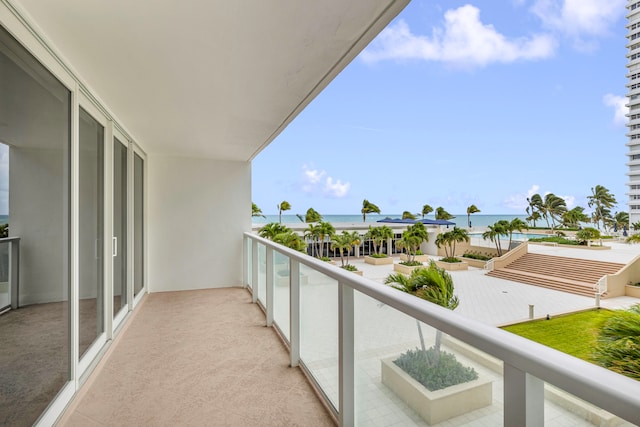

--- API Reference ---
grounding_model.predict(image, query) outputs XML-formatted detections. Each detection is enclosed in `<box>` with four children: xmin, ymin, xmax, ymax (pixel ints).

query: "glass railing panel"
<box><xmin>257</xmin><ymin>243</ymin><xmax>266</xmax><ymax>305</ymax></box>
<box><xmin>273</xmin><ymin>252</ymin><xmax>290</xmax><ymax>340</ymax></box>
<box><xmin>543</xmin><ymin>383</ymin><xmax>637</xmax><ymax>426</ymax></box>
<box><xmin>353</xmin><ymin>290</ymin><xmax>504</xmax><ymax>426</ymax></box>
<box><xmin>0</xmin><ymin>241</ymin><xmax>9</xmax><ymax>310</ymax></box>
<box><xmin>300</xmin><ymin>263</ymin><xmax>339</xmax><ymax>409</ymax></box>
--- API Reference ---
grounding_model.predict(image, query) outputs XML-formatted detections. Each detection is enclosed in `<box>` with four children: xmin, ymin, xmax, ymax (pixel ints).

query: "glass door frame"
<box><xmin>76</xmin><ymin>92</ymin><xmax>108</xmax><ymax>376</ymax></box>
<box><xmin>111</xmin><ymin>127</ymin><xmax>129</xmax><ymax>331</ymax></box>
<box><xmin>130</xmin><ymin>143</ymin><xmax>147</xmax><ymax>308</ymax></box>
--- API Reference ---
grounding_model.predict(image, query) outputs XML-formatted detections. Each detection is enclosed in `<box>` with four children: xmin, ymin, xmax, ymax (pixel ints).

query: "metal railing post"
<box><xmin>339</xmin><ymin>282</ymin><xmax>355</xmax><ymax>427</ymax></box>
<box><xmin>266</xmin><ymin>246</ymin><xmax>274</xmax><ymax>327</ymax></box>
<box><xmin>251</xmin><ymin>239</ymin><xmax>258</xmax><ymax>303</ymax></box>
<box><xmin>290</xmin><ymin>259</ymin><xmax>300</xmax><ymax>367</ymax></box>
<box><xmin>10</xmin><ymin>238</ymin><xmax>20</xmax><ymax>310</ymax></box>
<box><xmin>504</xmin><ymin>363</ymin><xmax>544</xmax><ymax>427</ymax></box>
<box><xmin>242</xmin><ymin>236</ymin><xmax>249</xmax><ymax>288</ymax></box>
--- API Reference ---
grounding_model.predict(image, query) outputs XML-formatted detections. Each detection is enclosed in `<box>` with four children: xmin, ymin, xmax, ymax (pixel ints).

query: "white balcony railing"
<box><xmin>243</xmin><ymin>232</ymin><xmax>640</xmax><ymax>427</ymax></box>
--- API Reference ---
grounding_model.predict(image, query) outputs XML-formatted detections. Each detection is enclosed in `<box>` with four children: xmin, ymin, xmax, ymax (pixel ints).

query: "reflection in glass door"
<box><xmin>113</xmin><ymin>138</ymin><xmax>127</xmax><ymax>317</ymax></box>
<box><xmin>133</xmin><ymin>152</ymin><xmax>144</xmax><ymax>297</ymax></box>
<box><xmin>79</xmin><ymin>108</ymin><xmax>104</xmax><ymax>357</ymax></box>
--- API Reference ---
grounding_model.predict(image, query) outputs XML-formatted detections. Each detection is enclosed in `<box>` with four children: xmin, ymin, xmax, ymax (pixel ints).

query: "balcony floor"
<box><xmin>58</xmin><ymin>287</ymin><xmax>334</xmax><ymax>426</ymax></box>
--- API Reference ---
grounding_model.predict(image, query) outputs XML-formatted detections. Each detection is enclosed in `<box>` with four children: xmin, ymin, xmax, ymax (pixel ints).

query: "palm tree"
<box><xmin>402</xmin><ymin>211</ymin><xmax>417</xmax><ymax>220</ymax></box>
<box><xmin>588</xmin><ymin>185</ymin><xmax>617</xmax><ymax>230</ymax></box>
<box><xmin>540</xmin><ymin>193</ymin><xmax>566</xmax><ymax>230</ymax></box>
<box><xmin>365</xmin><ymin>225</ymin><xmax>393</xmax><ymax>255</ymax></box>
<box><xmin>482</xmin><ymin>220</ymin><xmax>509</xmax><ymax>256</ymax></box>
<box><xmin>436</xmin><ymin>227</ymin><xmax>470</xmax><ymax>258</ymax></box>
<box><xmin>435</xmin><ymin>206</ymin><xmax>454</xmax><ymax>221</ymax></box>
<box><xmin>304</xmin><ymin>207</ymin><xmax>322</xmax><ymax>223</ymax></box>
<box><xmin>526</xmin><ymin>194</ymin><xmax>543</xmax><ymax>227</ymax></box>
<box><xmin>398</xmin><ymin>222</ymin><xmax>429</xmax><ymax>262</ymax></box>
<box><xmin>614</xmin><ymin>211</ymin><xmax>629</xmax><ymax>233</ymax></box>
<box><xmin>421</xmin><ymin>204</ymin><xmax>433</xmax><ymax>219</ymax></box>
<box><xmin>317</xmin><ymin>220</ymin><xmax>335</xmax><ymax>258</ymax></box>
<box><xmin>385</xmin><ymin>262</ymin><xmax>459</xmax><ymax>358</ymax></box>
<box><xmin>562</xmin><ymin>206</ymin><xmax>589</xmax><ymax>229</ymax></box>
<box><xmin>361</xmin><ymin>199</ymin><xmax>381</xmax><ymax>222</ymax></box>
<box><xmin>304</xmin><ymin>223</ymin><xmax>322</xmax><ymax>257</ymax></box>
<box><xmin>594</xmin><ymin>305</ymin><xmax>640</xmax><ymax>380</ymax></box>
<box><xmin>258</xmin><ymin>222</ymin><xmax>289</xmax><ymax>240</ymax></box>
<box><xmin>277</xmin><ymin>200</ymin><xmax>291</xmax><ymax>224</ymax></box>
<box><xmin>331</xmin><ymin>232</ymin><xmax>352</xmax><ymax>266</ymax></box>
<box><xmin>466</xmin><ymin>204</ymin><xmax>480</xmax><ymax>228</ymax></box>
<box><xmin>506</xmin><ymin>218</ymin><xmax>528</xmax><ymax>249</ymax></box>
<box><xmin>347</xmin><ymin>231</ymin><xmax>362</xmax><ymax>262</ymax></box>
<box><xmin>272</xmin><ymin>230</ymin><xmax>306</xmax><ymax>252</ymax></box>
<box><xmin>252</xmin><ymin>202</ymin><xmax>265</xmax><ymax>218</ymax></box>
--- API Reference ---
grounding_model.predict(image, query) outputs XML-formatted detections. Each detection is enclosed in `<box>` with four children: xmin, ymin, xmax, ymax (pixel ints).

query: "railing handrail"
<box><xmin>245</xmin><ymin>231</ymin><xmax>640</xmax><ymax>424</ymax></box>
<box><xmin>0</xmin><ymin>236</ymin><xmax>20</xmax><ymax>243</ymax></box>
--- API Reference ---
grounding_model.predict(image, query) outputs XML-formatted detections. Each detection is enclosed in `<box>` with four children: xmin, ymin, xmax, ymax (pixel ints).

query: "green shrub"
<box><xmin>369</xmin><ymin>253</ymin><xmax>388</xmax><ymax>258</ymax></box>
<box><xmin>593</xmin><ymin>305</ymin><xmax>640</xmax><ymax>380</ymax></box>
<box><xmin>320</xmin><ymin>256</ymin><xmax>332</xmax><ymax>262</ymax></box>
<box><xmin>341</xmin><ymin>264</ymin><xmax>358</xmax><ymax>272</ymax></box>
<box><xmin>462</xmin><ymin>252</ymin><xmax>491</xmax><ymax>261</ymax></box>
<box><xmin>528</xmin><ymin>236</ymin><xmax>580</xmax><ymax>245</ymax></box>
<box><xmin>394</xmin><ymin>348</ymin><xmax>478</xmax><ymax>391</ymax></box>
<box><xmin>400</xmin><ymin>260</ymin><xmax>422</xmax><ymax>266</ymax></box>
<box><xmin>439</xmin><ymin>256</ymin><xmax>461</xmax><ymax>263</ymax></box>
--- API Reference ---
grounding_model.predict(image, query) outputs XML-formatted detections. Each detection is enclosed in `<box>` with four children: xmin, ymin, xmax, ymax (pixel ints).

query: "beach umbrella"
<box><xmin>624</xmin><ymin>225</ymin><xmax>628</xmax><ymax>237</ymax></box>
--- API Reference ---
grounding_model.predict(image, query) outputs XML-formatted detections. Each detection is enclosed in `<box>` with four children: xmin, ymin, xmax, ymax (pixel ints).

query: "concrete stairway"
<box><xmin>486</xmin><ymin>253</ymin><xmax>625</xmax><ymax>297</ymax></box>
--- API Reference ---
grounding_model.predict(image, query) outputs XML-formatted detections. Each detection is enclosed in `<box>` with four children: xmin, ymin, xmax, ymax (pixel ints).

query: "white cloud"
<box><xmin>503</xmin><ymin>184</ymin><xmax>541</xmax><ymax>210</ymax></box>
<box><xmin>531</xmin><ymin>0</ymin><xmax>625</xmax><ymax>46</ymax></box>
<box><xmin>559</xmin><ymin>195</ymin><xmax>575</xmax><ymax>209</ymax></box>
<box><xmin>324</xmin><ymin>177</ymin><xmax>350</xmax><ymax>198</ymax></box>
<box><xmin>301</xmin><ymin>165</ymin><xmax>350</xmax><ymax>198</ymax></box>
<box><xmin>361</xmin><ymin>5</ymin><xmax>556</xmax><ymax>68</ymax></box>
<box><xmin>603</xmin><ymin>94</ymin><xmax>628</xmax><ymax>126</ymax></box>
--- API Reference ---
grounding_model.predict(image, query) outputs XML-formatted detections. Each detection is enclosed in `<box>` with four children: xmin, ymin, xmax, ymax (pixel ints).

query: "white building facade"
<box><xmin>628</xmin><ymin>1</ymin><xmax>640</xmax><ymax>225</ymax></box>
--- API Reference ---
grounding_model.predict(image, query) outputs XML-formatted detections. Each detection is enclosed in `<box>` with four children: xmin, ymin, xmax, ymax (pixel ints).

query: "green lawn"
<box><xmin>501</xmin><ymin>309</ymin><xmax>618</xmax><ymax>362</ymax></box>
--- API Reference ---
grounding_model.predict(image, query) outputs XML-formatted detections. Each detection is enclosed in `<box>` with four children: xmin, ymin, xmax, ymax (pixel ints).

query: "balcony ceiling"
<box><xmin>12</xmin><ymin>0</ymin><xmax>408</xmax><ymax>161</ymax></box>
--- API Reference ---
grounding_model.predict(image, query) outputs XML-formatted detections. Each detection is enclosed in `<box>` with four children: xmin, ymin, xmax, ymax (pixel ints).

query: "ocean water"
<box><xmin>252</xmin><ymin>214</ymin><xmax>528</xmax><ymax>229</ymax></box>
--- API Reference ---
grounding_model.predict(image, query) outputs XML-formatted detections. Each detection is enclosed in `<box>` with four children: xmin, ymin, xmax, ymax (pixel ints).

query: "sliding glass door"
<box><xmin>113</xmin><ymin>137</ymin><xmax>128</xmax><ymax>319</ymax></box>
<box><xmin>133</xmin><ymin>151</ymin><xmax>145</xmax><ymax>299</ymax></box>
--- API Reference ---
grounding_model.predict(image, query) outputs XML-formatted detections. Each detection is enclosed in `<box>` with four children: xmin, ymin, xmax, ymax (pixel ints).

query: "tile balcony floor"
<box><xmin>57</xmin><ymin>288</ymin><xmax>335</xmax><ymax>427</ymax></box>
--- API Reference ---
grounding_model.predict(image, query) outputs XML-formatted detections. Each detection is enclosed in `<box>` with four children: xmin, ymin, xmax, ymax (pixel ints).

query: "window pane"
<box><xmin>113</xmin><ymin>138</ymin><xmax>127</xmax><ymax>316</ymax></box>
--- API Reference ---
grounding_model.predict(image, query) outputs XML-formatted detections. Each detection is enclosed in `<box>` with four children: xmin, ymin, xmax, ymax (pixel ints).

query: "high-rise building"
<box><xmin>627</xmin><ymin>1</ymin><xmax>640</xmax><ymax>225</ymax></box>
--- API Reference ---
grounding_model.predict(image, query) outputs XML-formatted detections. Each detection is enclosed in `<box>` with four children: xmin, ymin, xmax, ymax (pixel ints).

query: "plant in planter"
<box><xmin>396</xmin><ymin>222</ymin><xmax>428</xmax><ymax>264</ymax></box>
<box><xmin>341</xmin><ymin>264</ymin><xmax>358</xmax><ymax>272</ymax></box>
<box><xmin>576</xmin><ymin>227</ymin><xmax>601</xmax><ymax>246</ymax></box>
<box><xmin>331</xmin><ymin>231</ymin><xmax>353</xmax><ymax>267</ymax></box>
<box><xmin>383</xmin><ymin>262</ymin><xmax>490</xmax><ymax>423</ymax></box>
<box><xmin>435</xmin><ymin>227</ymin><xmax>469</xmax><ymax>260</ymax></box>
<box><xmin>364</xmin><ymin>226</ymin><xmax>394</xmax><ymax>264</ymax></box>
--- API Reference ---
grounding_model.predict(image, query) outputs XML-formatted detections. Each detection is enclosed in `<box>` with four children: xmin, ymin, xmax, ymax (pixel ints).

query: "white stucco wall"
<box><xmin>147</xmin><ymin>155</ymin><xmax>251</xmax><ymax>292</ymax></box>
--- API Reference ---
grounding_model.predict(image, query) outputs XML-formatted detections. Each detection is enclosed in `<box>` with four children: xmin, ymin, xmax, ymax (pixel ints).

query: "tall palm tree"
<box><xmin>435</xmin><ymin>227</ymin><xmax>469</xmax><ymax>258</ymax></box>
<box><xmin>402</xmin><ymin>211</ymin><xmax>417</xmax><ymax>220</ymax></box>
<box><xmin>466</xmin><ymin>204</ymin><xmax>480</xmax><ymax>228</ymax></box>
<box><xmin>435</xmin><ymin>206</ymin><xmax>454</xmax><ymax>221</ymax></box>
<box><xmin>361</xmin><ymin>199</ymin><xmax>381</xmax><ymax>222</ymax></box>
<box><xmin>331</xmin><ymin>232</ymin><xmax>352</xmax><ymax>266</ymax></box>
<box><xmin>277</xmin><ymin>200</ymin><xmax>291</xmax><ymax>224</ymax></box>
<box><xmin>272</xmin><ymin>230</ymin><xmax>306</xmax><ymax>252</ymax></box>
<box><xmin>588</xmin><ymin>185</ymin><xmax>617</xmax><ymax>230</ymax></box>
<box><xmin>506</xmin><ymin>218</ymin><xmax>528</xmax><ymax>249</ymax></box>
<box><xmin>347</xmin><ymin>231</ymin><xmax>362</xmax><ymax>261</ymax></box>
<box><xmin>540</xmin><ymin>193</ymin><xmax>566</xmax><ymax>230</ymax></box>
<box><xmin>317</xmin><ymin>220</ymin><xmax>335</xmax><ymax>258</ymax></box>
<box><xmin>482</xmin><ymin>220</ymin><xmax>509</xmax><ymax>256</ymax></box>
<box><xmin>398</xmin><ymin>222</ymin><xmax>429</xmax><ymax>262</ymax></box>
<box><xmin>252</xmin><ymin>202</ymin><xmax>265</xmax><ymax>218</ymax></box>
<box><xmin>304</xmin><ymin>223</ymin><xmax>322</xmax><ymax>257</ymax></box>
<box><xmin>385</xmin><ymin>262</ymin><xmax>459</xmax><ymax>358</ymax></box>
<box><xmin>562</xmin><ymin>206</ymin><xmax>589</xmax><ymax>229</ymax></box>
<box><xmin>614</xmin><ymin>211</ymin><xmax>629</xmax><ymax>232</ymax></box>
<box><xmin>526</xmin><ymin>194</ymin><xmax>543</xmax><ymax>227</ymax></box>
<box><xmin>421</xmin><ymin>204</ymin><xmax>433</xmax><ymax>219</ymax></box>
<box><xmin>305</xmin><ymin>207</ymin><xmax>322</xmax><ymax>223</ymax></box>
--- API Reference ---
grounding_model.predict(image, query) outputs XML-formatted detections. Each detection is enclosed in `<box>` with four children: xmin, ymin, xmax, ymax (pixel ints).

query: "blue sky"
<box><xmin>252</xmin><ymin>0</ymin><xmax>628</xmax><ymax>216</ymax></box>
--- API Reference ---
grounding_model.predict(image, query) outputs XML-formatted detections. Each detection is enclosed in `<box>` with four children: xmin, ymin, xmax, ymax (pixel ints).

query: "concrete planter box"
<box><xmin>626</xmin><ymin>285</ymin><xmax>640</xmax><ymax>298</ymax></box>
<box><xmin>393</xmin><ymin>263</ymin><xmax>423</xmax><ymax>275</ymax></box>
<box><xmin>457</xmin><ymin>257</ymin><xmax>487</xmax><ymax>268</ymax></box>
<box><xmin>434</xmin><ymin>260</ymin><xmax>468</xmax><ymax>271</ymax></box>
<box><xmin>350</xmin><ymin>270</ymin><xmax>364</xmax><ymax>276</ymax></box>
<box><xmin>364</xmin><ymin>255</ymin><xmax>393</xmax><ymax>265</ymax></box>
<box><xmin>381</xmin><ymin>357</ymin><xmax>492</xmax><ymax>425</ymax></box>
<box><xmin>400</xmin><ymin>254</ymin><xmax>429</xmax><ymax>263</ymax></box>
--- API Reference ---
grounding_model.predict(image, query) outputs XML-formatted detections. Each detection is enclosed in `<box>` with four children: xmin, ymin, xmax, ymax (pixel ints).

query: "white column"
<box><xmin>339</xmin><ymin>283</ymin><xmax>355</xmax><ymax>427</ymax></box>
